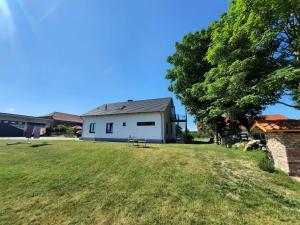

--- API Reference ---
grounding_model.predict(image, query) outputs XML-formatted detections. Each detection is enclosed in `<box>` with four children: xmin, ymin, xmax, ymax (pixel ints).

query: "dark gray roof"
<box><xmin>0</xmin><ymin>112</ymin><xmax>52</xmax><ymax>123</ymax></box>
<box><xmin>82</xmin><ymin>97</ymin><xmax>173</xmax><ymax>116</ymax></box>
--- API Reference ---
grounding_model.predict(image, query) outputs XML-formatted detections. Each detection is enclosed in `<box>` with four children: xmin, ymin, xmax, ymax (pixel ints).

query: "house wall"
<box><xmin>82</xmin><ymin>112</ymin><xmax>164</xmax><ymax>143</ymax></box>
<box><xmin>266</xmin><ymin>133</ymin><xmax>300</xmax><ymax>176</ymax></box>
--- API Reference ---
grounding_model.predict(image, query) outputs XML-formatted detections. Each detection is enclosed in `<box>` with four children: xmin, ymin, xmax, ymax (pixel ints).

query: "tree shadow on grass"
<box><xmin>192</xmin><ymin>140</ymin><xmax>213</xmax><ymax>144</ymax></box>
<box><xmin>129</xmin><ymin>145</ymin><xmax>160</xmax><ymax>150</ymax></box>
<box><xmin>30</xmin><ymin>143</ymin><xmax>51</xmax><ymax>148</ymax></box>
<box><xmin>183</xmin><ymin>140</ymin><xmax>213</xmax><ymax>144</ymax></box>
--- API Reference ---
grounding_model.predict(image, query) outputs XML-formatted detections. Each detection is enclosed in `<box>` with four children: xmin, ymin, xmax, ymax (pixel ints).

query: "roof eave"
<box><xmin>82</xmin><ymin>110</ymin><xmax>165</xmax><ymax>117</ymax></box>
<box><xmin>266</xmin><ymin>130</ymin><xmax>300</xmax><ymax>133</ymax></box>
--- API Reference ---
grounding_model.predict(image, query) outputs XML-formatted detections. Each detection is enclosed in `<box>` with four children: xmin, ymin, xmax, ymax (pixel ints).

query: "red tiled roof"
<box><xmin>43</xmin><ymin>112</ymin><xmax>83</xmax><ymax>124</ymax></box>
<box><xmin>196</xmin><ymin>114</ymin><xmax>290</xmax><ymax>132</ymax></box>
<box><xmin>250</xmin><ymin>120</ymin><xmax>300</xmax><ymax>133</ymax></box>
<box><xmin>262</xmin><ymin>114</ymin><xmax>288</xmax><ymax>120</ymax></box>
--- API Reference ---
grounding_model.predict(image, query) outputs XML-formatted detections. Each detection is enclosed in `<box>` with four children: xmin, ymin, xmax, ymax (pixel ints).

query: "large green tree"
<box><xmin>166</xmin><ymin>28</ymin><xmax>213</xmax><ymax>117</ymax></box>
<box><xmin>166</xmin><ymin>0</ymin><xmax>300</xmax><ymax>134</ymax></box>
<box><xmin>206</xmin><ymin>0</ymin><xmax>300</xmax><ymax>111</ymax></box>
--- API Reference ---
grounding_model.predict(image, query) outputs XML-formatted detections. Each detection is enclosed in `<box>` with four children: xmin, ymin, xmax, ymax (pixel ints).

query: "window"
<box><xmin>89</xmin><ymin>123</ymin><xmax>95</xmax><ymax>133</ymax></box>
<box><xmin>166</xmin><ymin>123</ymin><xmax>169</xmax><ymax>134</ymax></box>
<box><xmin>123</xmin><ymin>122</ymin><xmax>126</xmax><ymax>126</ymax></box>
<box><xmin>137</xmin><ymin>121</ymin><xmax>155</xmax><ymax>126</ymax></box>
<box><xmin>106</xmin><ymin>123</ymin><xmax>113</xmax><ymax>133</ymax></box>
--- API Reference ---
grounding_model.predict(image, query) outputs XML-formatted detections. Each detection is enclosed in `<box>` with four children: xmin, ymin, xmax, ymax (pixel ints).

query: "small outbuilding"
<box><xmin>0</xmin><ymin>112</ymin><xmax>52</xmax><ymax>137</ymax></box>
<box><xmin>251</xmin><ymin>119</ymin><xmax>300</xmax><ymax>176</ymax></box>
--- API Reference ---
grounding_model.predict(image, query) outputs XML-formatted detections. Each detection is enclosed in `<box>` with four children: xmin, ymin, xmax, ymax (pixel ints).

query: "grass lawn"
<box><xmin>1</xmin><ymin>140</ymin><xmax>300</xmax><ymax>225</ymax></box>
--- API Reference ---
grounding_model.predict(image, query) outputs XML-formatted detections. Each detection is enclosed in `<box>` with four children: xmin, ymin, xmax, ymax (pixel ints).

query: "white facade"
<box><xmin>82</xmin><ymin>111</ymin><xmax>176</xmax><ymax>143</ymax></box>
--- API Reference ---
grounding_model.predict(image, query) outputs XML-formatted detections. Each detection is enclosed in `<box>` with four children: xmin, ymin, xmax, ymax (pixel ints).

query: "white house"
<box><xmin>81</xmin><ymin>97</ymin><xmax>177</xmax><ymax>143</ymax></box>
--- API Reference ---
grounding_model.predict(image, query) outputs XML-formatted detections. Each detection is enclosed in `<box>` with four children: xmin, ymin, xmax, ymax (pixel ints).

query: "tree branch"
<box><xmin>276</xmin><ymin>101</ymin><xmax>300</xmax><ymax>109</ymax></box>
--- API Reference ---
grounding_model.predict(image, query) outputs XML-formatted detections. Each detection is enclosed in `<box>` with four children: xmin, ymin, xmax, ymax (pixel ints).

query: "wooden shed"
<box><xmin>251</xmin><ymin>120</ymin><xmax>300</xmax><ymax>176</ymax></box>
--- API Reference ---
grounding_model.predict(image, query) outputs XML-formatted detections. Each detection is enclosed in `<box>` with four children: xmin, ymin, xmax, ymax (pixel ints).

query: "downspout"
<box><xmin>161</xmin><ymin>112</ymin><xmax>165</xmax><ymax>143</ymax></box>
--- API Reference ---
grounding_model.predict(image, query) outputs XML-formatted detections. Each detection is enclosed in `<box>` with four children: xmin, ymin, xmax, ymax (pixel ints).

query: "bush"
<box><xmin>259</xmin><ymin>155</ymin><xmax>275</xmax><ymax>173</ymax></box>
<box><xmin>52</xmin><ymin>125</ymin><xmax>74</xmax><ymax>137</ymax></box>
<box><xmin>183</xmin><ymin>132</ymin><xmax>194</xmax><ymax>143</ymax></box>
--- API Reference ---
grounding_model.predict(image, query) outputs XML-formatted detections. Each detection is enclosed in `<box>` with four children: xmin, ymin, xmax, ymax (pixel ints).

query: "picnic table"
<box><xmin>128</xmin><ymin>136</ymin><xmax>147</xmax><ymax>147</ymax></box>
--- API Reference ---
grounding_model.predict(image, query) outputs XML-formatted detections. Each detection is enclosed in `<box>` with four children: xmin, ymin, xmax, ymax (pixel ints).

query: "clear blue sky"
<box><xmin>0</xmin><ymin>0</ymin><xmax>298</xmax><ymax>130</ymax></box>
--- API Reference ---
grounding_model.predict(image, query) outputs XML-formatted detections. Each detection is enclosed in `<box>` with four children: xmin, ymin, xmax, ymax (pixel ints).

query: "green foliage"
<box><xmin>166</xmin><ymin>28</ymin><xmax>215</xmax><ymax>119</ymax></box>
<box><xmin>189</xmin><ymin>131</ymin><xmax>199</xmax><ymax>138</ymax></box>
<box><xmin>166</xmin><ymin>0</ymin><xmax>300</xmax><ymax>130</ymax></box>
<box><xmin>259</xmin><ymin>154</ymin><xmax>276</xmax><ymax>173</ymax></box>
<box><xmin>183</xmin><ymin>130</ymin><xmax>194</xmax><ymax>143</ymax></box>
<box><xmin>52</xmin><ymin>125</ymin><xmax>74</xmax><ymax>137</ymax></box>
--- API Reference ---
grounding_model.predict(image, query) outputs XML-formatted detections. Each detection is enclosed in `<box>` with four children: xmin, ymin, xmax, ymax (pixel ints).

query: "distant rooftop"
<box><xmin>83</xmin><ymin>97</ymin><xmax>173</xmax><ymax>116</ymax></box>
<box><xmin>0</xmin><ymin>112</ymin><xmax>52</xmax><ymax>123</ymax></box>
<box><xmin>41</xmin><ymin>112</ymin><xmax>83</xmax><ymax>123</ymax></box>
<box><xmin>262</xmin><ymin>114</ymin><xmax>289</xmax><ymax>120</ymax></box>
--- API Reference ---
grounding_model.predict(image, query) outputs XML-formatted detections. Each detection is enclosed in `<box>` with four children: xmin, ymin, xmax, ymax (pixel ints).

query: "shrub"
<box><xmin>52</xmin><ymin>125</ymin><xmax>74</xmax><ymax>137</ymax></box>
<box><xmin>259</xmin><ymin>155</ymin><xmax>275</xmax><ymax>173</ymax></box>
<box><xmin>183</xmin><ymin>131</ymin><xmax>194</xmax><ymax>143</ymax></box>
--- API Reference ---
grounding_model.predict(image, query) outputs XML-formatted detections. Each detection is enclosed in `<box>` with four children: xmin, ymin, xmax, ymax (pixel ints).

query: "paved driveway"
<box><xmin>0</xmin><ymin>137</ymin><xmax>80</xmax><ymax>141</ymax></box>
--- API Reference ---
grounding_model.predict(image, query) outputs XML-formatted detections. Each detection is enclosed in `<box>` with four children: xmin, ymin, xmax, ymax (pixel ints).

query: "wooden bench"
<box><xmin>128</xmin><ymin>136</ymin><xmax>136</xmax><ymax>146</ymax></box>
<box><xmin>128</xmin><ymin>136</ymin><xmax>147</xmax><ymax>147</ymax></box>
<box><xmin>137</xmin><ymin>138</ymin><xmax>147</xmax><ymax>147</ymax></box>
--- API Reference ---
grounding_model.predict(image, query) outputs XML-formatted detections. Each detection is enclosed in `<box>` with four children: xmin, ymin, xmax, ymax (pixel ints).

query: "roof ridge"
<box><xmin>82</xmin><ymin>97</ymin><xmax>173</xmax><ymax>116</ymax></box>
<box><xmin>99</xmin><ymin>97</ymin><xmax>172</xmax><ymax>106</ymax></box>
<box><xmin>45</xmin><ymin>111</ymin><xmax>81</xmax><ymax>116</ymax></box>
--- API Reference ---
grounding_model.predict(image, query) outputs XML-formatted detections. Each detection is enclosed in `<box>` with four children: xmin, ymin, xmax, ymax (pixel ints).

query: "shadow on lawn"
<box><xmin>191</xmin><ymin>140</ymin><xmax>213</xmax><ymax>144</ymax></box>
<box><xmin>183</xmin><ymin>140</ymin><xmax>213</xmax><ymax>144</ymax></box>
<box><xmin>30</xmin><ymin>143</ymin><xmax>51</xmax><ymax>148</ymax></box>
<box><xmin>130</xmin><ymin>145</ymin><xmax>160</xmax><ymax>150</ymax></box>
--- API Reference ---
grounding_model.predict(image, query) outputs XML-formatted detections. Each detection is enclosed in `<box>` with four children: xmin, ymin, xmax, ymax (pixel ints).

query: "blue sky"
<box><xmin>0</xmin><ymin>0</ymin><xmax>298</xmax><ymax>130</ymax></box>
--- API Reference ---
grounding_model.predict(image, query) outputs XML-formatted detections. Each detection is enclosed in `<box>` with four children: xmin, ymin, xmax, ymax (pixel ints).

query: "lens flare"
<box><xmin>0</xmin><ymin>0</ymin><xmax>16</xmax><ymax>39</ymax></box>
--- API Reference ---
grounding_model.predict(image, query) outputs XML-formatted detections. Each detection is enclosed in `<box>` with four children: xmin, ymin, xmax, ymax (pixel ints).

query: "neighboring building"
<box><xmin>40</xmin><ymin>112</ymin><xmax>83</xmax><ymax>127</ymax></box>
<box><xmin>81</xmin><ymin>98</ymin><xmax>177</xmax><ymax>143</ymax></box>
<box><xmin>0</xmin><ymin>112</ymin><xmax>52</xmax><ymax>137</ymax></box>
<box><xmin>197</xmin><ymin>114</ymin><xmax>289</xmax><ymax>134</ymax></box>
<box><xmin>262</xmin><ymin>114</ymin><xmax>289</xmax><ymax>120</ymax></box>
<box><xmin>251</xmin><ymin>119</ymin><xmax>300</xmax><ymax>176</ymax></box>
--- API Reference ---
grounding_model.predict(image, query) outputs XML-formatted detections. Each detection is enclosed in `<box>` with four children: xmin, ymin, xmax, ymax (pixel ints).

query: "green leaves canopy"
<box><xmin>166</xmin><ymin>0</ymin><xmax>300</xmax><ymax>129</ymax></box>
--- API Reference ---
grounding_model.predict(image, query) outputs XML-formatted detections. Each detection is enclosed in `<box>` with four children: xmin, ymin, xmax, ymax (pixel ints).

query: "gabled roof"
<box><xmin>0</xmin><ymin>112</ymin><xmax>52</xmax><ymax>124</ymax></box>
<box><xmin>250</xmin><ymin>120</ymin><xmax>300</xmax><ymax>133</ymax></box>
<box><xmin>42</xmin><ymin>112</ymin><xmax>83</xmax><ymax>123</ymax></box>
<box><xmin>82</xmin><ymin>97</ymin><xmax>173</xmax><ymax>116</ymax></box>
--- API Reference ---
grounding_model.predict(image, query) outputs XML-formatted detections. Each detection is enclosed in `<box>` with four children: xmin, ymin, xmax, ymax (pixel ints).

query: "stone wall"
<box><xmin>266</xmin><ymin>133</ymin><xmax>300</xmax><ymax>176</ymax></box>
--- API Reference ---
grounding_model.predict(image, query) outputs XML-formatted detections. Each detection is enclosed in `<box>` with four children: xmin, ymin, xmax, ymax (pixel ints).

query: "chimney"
<box><xmin>128</xmin><ymin>99</ymin><xmax>133</xmax><ymax>102</ymax></box>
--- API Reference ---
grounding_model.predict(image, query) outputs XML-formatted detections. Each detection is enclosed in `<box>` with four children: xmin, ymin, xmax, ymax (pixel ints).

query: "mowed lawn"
<box><xmin>1</xmin><ymin>141</ymin><xmax>300</xmax><ymax>225</ymax></box>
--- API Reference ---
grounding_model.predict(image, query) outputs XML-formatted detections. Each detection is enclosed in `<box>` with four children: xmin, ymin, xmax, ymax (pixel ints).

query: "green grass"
<box><xmin>0</xmin><ymin>140</ymin><xmax>300</xmax><ymax>225</ymax></box>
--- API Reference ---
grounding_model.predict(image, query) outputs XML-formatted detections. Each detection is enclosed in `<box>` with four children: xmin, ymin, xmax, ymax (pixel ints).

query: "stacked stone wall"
<box><xmin>266</xmin><ymin>133</ymin><xmax>300</xmax><ymax>176</ymax></box>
